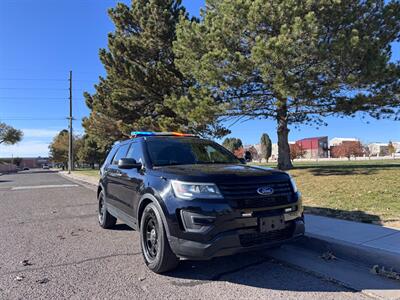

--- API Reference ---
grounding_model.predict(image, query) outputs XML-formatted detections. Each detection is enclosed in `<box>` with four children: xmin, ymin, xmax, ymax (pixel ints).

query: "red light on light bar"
<box><xmin>171</xmin><ymin>132</ymin><xmax>195</xmax><ymax>137</ymax></box>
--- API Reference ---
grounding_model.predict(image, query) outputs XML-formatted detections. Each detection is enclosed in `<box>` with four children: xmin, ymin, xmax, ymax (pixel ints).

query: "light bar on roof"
<box><xmin>130</xmin><ymin>131</ymin><xmax>197</xmax><ymax>138</ymax></box>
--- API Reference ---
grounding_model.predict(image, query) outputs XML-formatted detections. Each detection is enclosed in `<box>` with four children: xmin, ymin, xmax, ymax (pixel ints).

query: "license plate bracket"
<box><xmin>259</xmin><ymin>215</ymin><xmax>285</xmax><ymax>232</ymax></box>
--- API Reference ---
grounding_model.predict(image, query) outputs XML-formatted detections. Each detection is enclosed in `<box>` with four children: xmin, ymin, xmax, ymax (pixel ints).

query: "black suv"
<box><xmin>98</xmin><ymin>132</ymin><xmax>304</xmax><ymax>273</ymax></box>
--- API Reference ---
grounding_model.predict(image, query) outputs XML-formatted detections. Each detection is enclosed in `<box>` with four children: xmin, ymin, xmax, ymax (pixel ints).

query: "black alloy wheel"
<box><xmin>140</xmin><ymin>203</ymin><xmax>179</xmax><ymax>273</ymax></box>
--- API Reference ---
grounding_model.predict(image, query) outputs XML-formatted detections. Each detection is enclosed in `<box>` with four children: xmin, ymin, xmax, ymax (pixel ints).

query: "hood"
<box><xmin>151</xmin><ymin>164</ymin><xmax>289</xmax><ymax>183</ymax></box>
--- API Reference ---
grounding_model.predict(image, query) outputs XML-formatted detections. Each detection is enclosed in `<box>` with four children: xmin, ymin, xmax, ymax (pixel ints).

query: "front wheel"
<box><xmin>140</xmin><ymin>203</ymin><xmax>179</xmax><ymax>273</ymax></box>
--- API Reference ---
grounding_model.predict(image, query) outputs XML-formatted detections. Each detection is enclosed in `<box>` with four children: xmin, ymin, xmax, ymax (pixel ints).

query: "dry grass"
<box><xmin>73</xmin><ymin>169</ymin><xmax>100</xmax><ymax>178</ymax></box>
<box><xmin>258</xmin><ymin>160</ymin><xmax>400</xmax><ymax>227</ymax></box>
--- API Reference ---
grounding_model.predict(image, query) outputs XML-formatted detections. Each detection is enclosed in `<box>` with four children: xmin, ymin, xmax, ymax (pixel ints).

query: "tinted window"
<box><xmin>112</xmin><ymin>144</ymin><xmax>130</xmax><ymax>165</ymax></box>
<box><xmin>126</xmin><ymin>142</ymin><xmax>143</xmax><ymax>163</ymax></box>
<box><xmin>104</xmin><ymin>146</ymin><xmax>118</xmax><ymax>166</ymax></box>
<box><xmin>146</xmin><ymin>138</ymin><xmax>239</xmax><ymax>166</ymax></box>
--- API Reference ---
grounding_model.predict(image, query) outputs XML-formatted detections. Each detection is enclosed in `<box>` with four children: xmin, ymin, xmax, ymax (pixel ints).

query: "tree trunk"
<box><xmin>277</xmin><ymin>102</ymin><xmax>293</xmax><ymax>170</ymax></box>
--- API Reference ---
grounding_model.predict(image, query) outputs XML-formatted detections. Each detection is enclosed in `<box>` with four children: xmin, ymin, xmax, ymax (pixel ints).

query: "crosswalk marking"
<box><xmin>11</xmin><ymin>184</ymin><xmax>79</xmax><ymax>190</ymax></box>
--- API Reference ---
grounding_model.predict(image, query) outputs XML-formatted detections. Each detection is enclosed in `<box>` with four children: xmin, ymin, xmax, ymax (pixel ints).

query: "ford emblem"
<box><xmin>257</xmin><ymin>186</ymin><xmax>274</xmax><ymax>195</ymax></box>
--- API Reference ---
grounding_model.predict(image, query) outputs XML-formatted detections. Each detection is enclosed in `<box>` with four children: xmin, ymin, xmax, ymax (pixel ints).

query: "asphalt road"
<box><xmin>0</xmin><ymin>170</ymin><xmax>369</xmax><ymax>299</ymax></box>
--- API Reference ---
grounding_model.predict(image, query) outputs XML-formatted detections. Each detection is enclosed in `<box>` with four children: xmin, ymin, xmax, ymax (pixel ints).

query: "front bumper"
<box><xmin>168</xmin><ymin>217</ymin><xmax>305</xmax><ymax>260</ymax></box>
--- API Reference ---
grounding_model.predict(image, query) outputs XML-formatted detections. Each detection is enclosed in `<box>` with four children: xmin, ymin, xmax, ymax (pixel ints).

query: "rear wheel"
<box><xmin>98</xmin><ymin>191</ymin><xmax>117</xmax><ymax>229</ymax></box>
<box><xmin>140</xmin><ymin>203</ymin><xmax>179</xmax><ymax>273</ymax></box>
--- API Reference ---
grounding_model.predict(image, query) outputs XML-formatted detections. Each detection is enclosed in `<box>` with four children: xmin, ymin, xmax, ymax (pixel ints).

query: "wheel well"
<box><xmin>138</xmin><ymin>198</ymin><xmax>153</xmax><ymax>229</ymax></box>
<box><xmin>97</xmin><ymin>186</ymin><xmax>102</xmax><ymax>198</ymax></box>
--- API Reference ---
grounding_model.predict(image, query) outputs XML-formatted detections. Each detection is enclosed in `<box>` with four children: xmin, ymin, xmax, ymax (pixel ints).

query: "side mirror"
<box><xmin>239</xmin><ymin>158</ymin><xmax>246</xmax><ymax>164</ymax></box>
<box><xmin>118</xmin><ymin>158</ymin><xmax>142</xmax><ymax>169</ymax></box>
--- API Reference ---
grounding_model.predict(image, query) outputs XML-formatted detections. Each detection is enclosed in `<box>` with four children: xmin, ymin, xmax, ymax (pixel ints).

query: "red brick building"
<box><xmin>295</xmin><ymin>137</ymin><xmax>329</xmax><ymax>159</ymax></box>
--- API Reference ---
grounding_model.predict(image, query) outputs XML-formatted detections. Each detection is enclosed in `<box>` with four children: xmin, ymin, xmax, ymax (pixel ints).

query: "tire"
<box><xmin>98</xmin><ymin>190</ymin><xmax>117</xmax><ymax>229</ymax></box>
<box><xmin>140</xmin><ymin>202</ymin><xmax>179</xmax><ymax>273</ymax></box>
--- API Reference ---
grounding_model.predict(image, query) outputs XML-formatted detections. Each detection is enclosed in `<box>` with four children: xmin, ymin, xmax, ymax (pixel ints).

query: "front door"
<box><xmin>118</xmin><ymin>141</ymin><xmax>145</xmax><ymax>218</ymax></box>
<box><xmin>105</xmin><ymin>143</ymin><xmax>130</xmax><ymax>211</ymax></box>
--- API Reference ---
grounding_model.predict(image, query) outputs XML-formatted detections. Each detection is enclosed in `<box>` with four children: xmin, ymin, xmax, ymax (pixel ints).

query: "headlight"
<box><xmin>171</xmin><ymin>180</ymin><xmax>223</xmax><ymax>200</ymax></box>
<box><xmin>289</xmin><ymin>176</ymin><xmax>298</xmax><ymax>193</ymax></box>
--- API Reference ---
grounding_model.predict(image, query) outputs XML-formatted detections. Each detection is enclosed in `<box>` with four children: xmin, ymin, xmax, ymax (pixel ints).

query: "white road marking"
<box><xmin>11</xmin><ymin>184</ymin><xmax>79</xmax><ymax>190</ymax></box>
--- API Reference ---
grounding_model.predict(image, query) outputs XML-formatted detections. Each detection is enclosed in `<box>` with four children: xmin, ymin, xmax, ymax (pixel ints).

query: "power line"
<box><xmin>0</xmin><ymin>87</ymin><xmax>68</xmax><ymax>90</ymax></box>
<box><xmin>0</xmin><ymin>96</ymin><xmax>67</xmax><ymax>99</ymax></box>
<box><xmin>0</xmin><ymin>117</ymin><xmax>85</xmax><ymax>121</ymax></box>
<box><xmin>0</xmin><ymin>78</ymin><xmax>95</xmax><ymax>82</ymax></box>
<box><xmin>0</xmin><ymin>118</ymin><xmax>68</xmax><ymax>121</ymax></box>
<box><xmin>0</xmin><ymin>78</ymin><xmax>67</xmax><ymax>81</ymax></box>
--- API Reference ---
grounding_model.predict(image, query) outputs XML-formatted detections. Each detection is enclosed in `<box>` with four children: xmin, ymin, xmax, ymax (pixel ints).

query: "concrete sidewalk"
<box><xmin>304</xmin><ymin>214</ymin><xmax>400</xmax><ymax>272</ymax></box>
<box><xmin>58</xmin><ymin>170</ymin><xmax>99</xmax><ymax>188</ymax></box>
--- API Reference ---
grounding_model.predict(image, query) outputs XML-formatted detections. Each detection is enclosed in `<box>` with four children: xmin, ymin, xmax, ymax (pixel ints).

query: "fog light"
<box><xmin>284</xmin><ymin>206</ymin><xmax>296</xmax><ymax>213</ymax></box>
<box><xmin>241</xmin><ymin>212</ymin><xmax>253</xmax><ymax>217</ymax></box>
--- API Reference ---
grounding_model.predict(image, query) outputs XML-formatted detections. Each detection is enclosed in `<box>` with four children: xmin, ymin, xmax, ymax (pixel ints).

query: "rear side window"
<box><xmin>103</xmin><ymin>146</ymin><xmax>118</xmax><ymax>166</ymax></box>
<box><xmin>112</xmin><ymin>144</ymin><xmax>130</xmax><ymax>165</ymax></box>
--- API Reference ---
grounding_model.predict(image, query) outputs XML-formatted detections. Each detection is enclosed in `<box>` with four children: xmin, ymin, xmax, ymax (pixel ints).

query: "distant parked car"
<box><xmin>394</xmin><ymin>150</ymin><xmax>400</xmax><ymax>158</ymax></box>
<box><xmin>42</xmin><ymin>164</ymin><xmax>49</xmax><ymax>169</ymax></box>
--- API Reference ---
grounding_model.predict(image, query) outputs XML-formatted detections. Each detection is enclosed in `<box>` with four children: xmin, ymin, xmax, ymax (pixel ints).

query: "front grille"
<box><xmin>239</xmin><ymin>224</ymin><xmax>294</xmax><ymax>247</ymax></box>
<box><xmin>218</xmin><ymin>181</ymin><xmax>294</xmax><ymax>209</ymax></box>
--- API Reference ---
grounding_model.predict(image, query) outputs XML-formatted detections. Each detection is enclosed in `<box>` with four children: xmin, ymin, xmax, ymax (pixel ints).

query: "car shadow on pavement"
<box><xmin>162</xmin><ymin>250</ymin><xmax>356</xmax><ymax>292</ymax></box>
<box><xmin>110</xmin><ymin>223</ymin><xmax>133</xmax><ymax>231</ymax></box>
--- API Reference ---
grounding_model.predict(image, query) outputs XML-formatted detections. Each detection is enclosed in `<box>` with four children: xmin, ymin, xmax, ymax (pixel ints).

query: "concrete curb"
<box><xmin>298</xmin><ymin>233</ymin><xmax>400</xmax><ymax>273</ymax></box>
<box><xmin>58</xmin><ymin>171</ymin><xmax>98</xmax><ymax>192</ymax></box>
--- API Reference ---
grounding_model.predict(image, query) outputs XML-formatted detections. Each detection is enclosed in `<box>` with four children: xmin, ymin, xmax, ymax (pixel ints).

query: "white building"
<box><xmin>392</xmin><ymin>142</ymin><xmax>400</xmax><ymax>151</ymax></box>
<box><xmin>368</xmin><ymin>143</ymin><xmax>389</xmax><ymax>157</ymax></box>
<box><xmin>329</xmin><ymin>137</ymin><xmax>359</xmax><ymax>147</ymax></box>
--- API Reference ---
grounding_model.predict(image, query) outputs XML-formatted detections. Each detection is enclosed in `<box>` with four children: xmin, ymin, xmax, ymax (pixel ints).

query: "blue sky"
<box><xmin>0</xmin><ymin>0</ymin><xmax>399</xmax><ymax>157</ymax></box>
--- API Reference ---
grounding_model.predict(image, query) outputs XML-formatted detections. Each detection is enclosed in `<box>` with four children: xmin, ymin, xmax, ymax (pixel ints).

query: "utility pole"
<box><xmin>68</xmin><ymin>71</ymin><xmax>73</xmax><ymax>174</ymax></box>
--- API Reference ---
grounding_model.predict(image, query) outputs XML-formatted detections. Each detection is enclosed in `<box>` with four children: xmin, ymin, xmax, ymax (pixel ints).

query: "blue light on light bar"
<box><xmin>131</xmin><ymin>131</ymin><xmax>155</xmax><ymax>136</ymax></box>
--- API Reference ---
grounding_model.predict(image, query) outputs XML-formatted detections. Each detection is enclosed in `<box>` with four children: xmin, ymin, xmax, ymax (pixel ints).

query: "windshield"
<box><xmin>146</xmin><ymin>138</ymin><xmax>240</xmax><ymax>166</ymax></box>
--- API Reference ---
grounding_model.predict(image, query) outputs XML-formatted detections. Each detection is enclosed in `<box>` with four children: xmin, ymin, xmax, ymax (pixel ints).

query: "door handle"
<box><xmin>107</xmin><ymin>169</ymin><xmax>121</xmax><ymax>177</ymax></box>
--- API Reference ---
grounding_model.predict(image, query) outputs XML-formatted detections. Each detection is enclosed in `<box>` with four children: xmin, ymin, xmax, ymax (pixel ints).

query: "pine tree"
<box><xmin>0</xmin><ymin>122</ymin><xmax>23</xmax><ymax>145</ymax></box>
<box><xmin>173</xmin><ymin>0</ymin><xmax>400</xmax><ymax>169</ymax></box>
<box><xmin>222</xmin><ymin>137</ymin><xmax>243</xmax><ymax>153</ymax></box>
<box><xmin>260</xmin><ymin>133</ymin><xmax>272</xmax><ymax>162</ymax></box>
<box><xmin>84</xmin><ymin>0</ymin><xmax>227</xmax><ymax>152</ymax></box>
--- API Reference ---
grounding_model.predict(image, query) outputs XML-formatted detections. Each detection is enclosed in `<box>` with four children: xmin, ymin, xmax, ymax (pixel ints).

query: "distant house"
<box><xmin>368</xmin><ymin>143</ymin><xmax>389</xmax><ymax>157</ymax></box>
<box><xmin>0</xmin><ymin>157</ymin><xmax>50</xmax><ymax>169</ymax></box>
<box><xmin>295</xmin><ymin>136</ymin><xmax>329</xmax><ymax>159</ymax></box>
